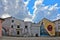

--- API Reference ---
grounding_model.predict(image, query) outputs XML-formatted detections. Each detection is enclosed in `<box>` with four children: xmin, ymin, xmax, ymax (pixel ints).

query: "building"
<box><xmin>53</xmin><ymin>19</ymin><xmax>60</xmax><ymax>36</ymax></box>
<box><xmin>2</xmin><ymin>17</ymin><xmax>24</xmax><ymax>36</ymax></box>
<box><xmin>23</xmin><ymin>22</ymin><xmax>32</xmax><ymax>37</ymax></box>
<box><xmin>2</xmin><ymin>17</ymin><xmax>56</xmax><ymax>37</ymax></box>
<box><xmin>39</xmin><ymin>18</ymin><xmax>55</xmax><ymax>37</ymax></box>
<box><xmin>2</xmin><ymin>17</ymin><xmax>32</xmax><ymax>37</ymax></box>
<box><xmin>31</xmin><ymin>23</ymin><xmax>40</xmax><ymax>37</ymax></box>
<box><xmin>0</xmin><ymin>18</ymin><xmax>4</xmax><ymax>37</ymax></box>
<box><xmin>31</xmin><ymin>18</ymin><xmax>55</xmax><ymax>37</ymax></box>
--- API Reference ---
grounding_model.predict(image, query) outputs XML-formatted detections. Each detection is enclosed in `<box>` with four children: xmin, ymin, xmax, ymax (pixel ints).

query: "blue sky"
<box><xmin>27</xmin><ymin>0</ymin><xmax>36</xmax><ymax>14</ymax></box>
<box><xmin>0</xmin><ymin>0</ymin><xmax>60</xmax><ymax>23</ymax></box>
<box><xmin>24</xmin><ymin>0</ymin><xmax>60</xmax><ymax>14</ymax></box>
<box><xmin>24</xmin><ymin>0</ymin><xmax>60</xmax><ymax>23</ymax></box>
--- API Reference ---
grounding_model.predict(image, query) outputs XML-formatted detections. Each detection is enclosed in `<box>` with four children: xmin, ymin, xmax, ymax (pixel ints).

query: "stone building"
<box><xmin>23</xmin><ymin>22</ymin><xmax>32</xmax><ymax>37</ymax></box>
<box><xmin>2</xmin><ymin>17</ymin><xmax>24</xmax><ymax>36</ymax></box>
<box><xmin>2</xmin><ymin>17</ymin><xmax>32</xmax><ymax>37</ymax></box>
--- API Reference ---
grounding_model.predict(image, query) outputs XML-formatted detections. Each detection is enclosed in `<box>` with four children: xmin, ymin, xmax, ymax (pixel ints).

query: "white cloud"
<box><xmin>56</xmin><ymin>14</ymin><xmax>60</xmax><ymax>19</ymax></box>
<box><xmin>24</xmin><ymin>18</ymin><xmax>32</xmax><ymax>22</ymax></box>
<box><xmin>32</xmin><ymin>0</ymin><xmax>60</xmax><ymax>23</ymax></box>
<box><xmin>15</xmin><ymin>0</ymin><xmax>19</xmax><ymax>8</ymax></box>
<box><xmin>32</xmin><ymin>0</ymin><xmax>43</xmax><ymax>21</ymax></box>
<box><xmin>24</xmin><ymin>0</ymin><xmax>30</xmax><ymax>6</ymax></box>
<box><xmin>0</xmin><ymin>0</ymin><xmax>5</xmax><ymax>15</ymax></box>
<box><xmin>4</xmin><ymin>0</ymin><xmax>7</xmax><ymax>2</ymax></box>
<box><xmin>1</xmin><ymin>13</ymin><xmax>11</xmax><ymax>18</ymax></box>
<box><xmin>0</xmin><ymin>0</ymin><xmax>33</xmax><ymax>24</ymax></box>
<box><xmin>0</xmin><ymin>0</ymin><xmax>32</xmax><ymax>21</ymax></box>
<box><xmin>4</xmin><ymin>6</ymin><xmax>8</xmax><ymax>11</ymax></box>
<box><xmin>53</xmin><ymin>14</ymin><xmax>60</xmax><ymax>21</ymax></box>
<box><xmin>0</xmin><ymin>0</ymin><xmax>60</xmax><ymax>23</ymax></box>
<box><xmin>33</xmin><ymin>0</ymin><xmax>43</xmax><ymax>14</ymax></box>
<box><xmin>44</xmin><ymin>6</ymin><xmax>49</xmax><ymax>10</ymax></box>
<box><xmin>34</xmin><ymin>0</ymin><xmax>43</xmax><ymax>6</ymax></box>
<box><xmin>47</xmin><ymin>12</ymin><xmax>51</xmax><ymax>15</ymax></box>
<box><xmin>3</xmin><ymin>0</ymin><xmax>8</xmax><ymax>4</ymax></box>
<box><xmin>49</xmin><ymin>3</ymin><xmax>58</xmax><ymax>11</ymax></box>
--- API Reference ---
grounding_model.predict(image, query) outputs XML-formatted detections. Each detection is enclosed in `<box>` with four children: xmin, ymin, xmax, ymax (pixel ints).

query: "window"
<box><xmin>12</xmin><ymin>20</ymin><xmax>14</xmax><ymax>23</ymax></box>
<box><xmin>17</xmin><ymin>25</ymin><xmax>20</xmax><ymax>28</ymax></box>
<box><xmin>25</xmin><ymin>26</ymin><xmax>28</xmax><ymax>28</ymax></box>
<box><xmin>58</xmin><ymin>21</ymin><xmax>60</xmax><ymax>24</ymax></box>
<box><xmin>11</xmin><ymin>25</ymin><xmax>13</xmax><ymax>28</ymax></box>
<box><xmin>17</xmin><ymin>31</ymin><xmax>19</xmax><ymax>35</ymax></box>
<box><xmin>58</xmin><ymin>26</ymin><xmax>60</xmax><ymax>29</ymax></box>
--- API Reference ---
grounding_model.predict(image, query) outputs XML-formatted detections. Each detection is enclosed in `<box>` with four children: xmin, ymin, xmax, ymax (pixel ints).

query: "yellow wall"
<box><xmin>43</xmin><ymin>19</ymin><xmax>55</xmax><ymax>36</ymax></box>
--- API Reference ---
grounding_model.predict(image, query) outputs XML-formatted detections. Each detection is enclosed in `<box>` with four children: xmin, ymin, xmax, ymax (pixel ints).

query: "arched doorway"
<box><xmin>2</xmin><ymin>27</ymin><xmax>7</xmax><ymax>36</ymax></box>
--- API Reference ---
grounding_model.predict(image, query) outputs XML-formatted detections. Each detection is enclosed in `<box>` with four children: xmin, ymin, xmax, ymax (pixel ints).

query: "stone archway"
<box><xmin>2</xmin><ymin>27</ymin><xmax>7</xmax><ymax>36</ymax></box>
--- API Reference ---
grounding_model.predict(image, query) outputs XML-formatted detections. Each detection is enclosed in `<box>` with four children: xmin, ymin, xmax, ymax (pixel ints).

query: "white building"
<box><xmin>53</xmin><ymin>19</ymin><xmax>60</xmax><ymax>36</ymax></box>
<box><xmin>23</xmin><ymin>22</ymin><xmax>32</xmax><ymax>37</ymax></box>
<box><xmin>2</xmin><ymin>17</ymin><xmax>32</xmax><ymax>37</ymax></box>
<box><xmin>31</xmin><ymin>23</ymin><xmax>40</xmax><ymax>37</ymax></box>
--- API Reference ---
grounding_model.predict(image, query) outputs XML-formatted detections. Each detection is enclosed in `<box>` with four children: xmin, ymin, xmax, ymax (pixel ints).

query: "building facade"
<box><xmin>2</xmin><ymin>17</ymin><xmax>32</xmax><ymax>37</ymax></box>
<box><xmin>23</xmin><ymin>22</ymin><xmax>32</xmax><ymax>37</ymax></box>
<box><xmin>31</xmin><ymin>23</ymin><xmax>40</xmax><ymax>37</ymax></box>
<box><xmin>2</xmin><ymin>17</ymin><xmax>56</xmax><ymax>37</ymax></box>
<box><xmin>2</xmin><ymin>17</ymin><xmax>23</xmax><ymax>36</ymax></box>
<box><xmin>39</xmin><ymin>18</ymin><xmax>55</xmax><ymax>37</ymax></box>
<box><xmin>53</xmin><ymin>19</ymin><xmax>60</xmax><ymax>36</ymax></box>
<box><xmin>31</xmin><ymin>18</ymin><xmax>55</xmax><ymax>37</ymax></box>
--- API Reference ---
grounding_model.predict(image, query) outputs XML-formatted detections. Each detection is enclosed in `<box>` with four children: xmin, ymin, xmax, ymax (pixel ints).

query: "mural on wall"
<box><xmin>40</xmin><ymin>22</ymin><xmax>49</xmax><ymax>36</ymax></box>
<box><xmin>43</xmin><ymin>19</ymin><xmax>55</xmax><ymax>36</ymax></box>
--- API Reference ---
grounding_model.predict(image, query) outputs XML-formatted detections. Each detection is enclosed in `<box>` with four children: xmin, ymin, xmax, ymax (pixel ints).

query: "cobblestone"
<box><xmin>0</xmin><ymin>36</ymin><xmax>60</xmax><ymax>40</ymax></box>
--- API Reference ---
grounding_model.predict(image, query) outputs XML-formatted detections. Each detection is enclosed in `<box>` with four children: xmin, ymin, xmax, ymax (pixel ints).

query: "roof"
<box><xmin>53</xmin><ymin>19</ymin><xmax>60</xmax><ymax>22</ymax></box>
<box><xmin>0</xmin><ymin>18</ymin><xmax>4</xmax><ymax>20</ymax></box>
<box><xmin>25</xmin><ymin>21</ymin><xmax>32</xmax><ymax>23</ymax></box>
<box><xmin>3</xmin><ymin>16</ymin><xmax>24</xmax><ymax>22</ymax></box>
<box><xmin>38</xmin><ymin>18</ymin><xmax>54</xmax><ymax>24</ymax></box>
<box><xmin>2</xmin><ymin>16</ymin><xmax>12</xmax><ymax>19</ymax></box>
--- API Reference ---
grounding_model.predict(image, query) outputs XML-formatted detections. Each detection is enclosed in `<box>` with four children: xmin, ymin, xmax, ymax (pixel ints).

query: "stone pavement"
<box><xmin>0</xmin><ymin>36</ymin><xmax>60</xmax><ymax>40</ymax></box>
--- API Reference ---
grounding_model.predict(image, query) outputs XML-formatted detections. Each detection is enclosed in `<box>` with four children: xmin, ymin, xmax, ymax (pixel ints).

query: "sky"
<box><xmin>0</xmin><ymin>0</ymin><xmax>60</xmax><ymax>23</ymax></box>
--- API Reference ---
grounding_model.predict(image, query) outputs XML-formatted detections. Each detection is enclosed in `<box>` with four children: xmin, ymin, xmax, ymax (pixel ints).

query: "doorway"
<box><xmin>17</xmin><ymin>31</ymin><xmax>19</xmax><ymax>35</ymax></box>
<box><xmin>35</xmin><ymin>33</ymin><xmax>38</xmax><ymax>37</ymax></box>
